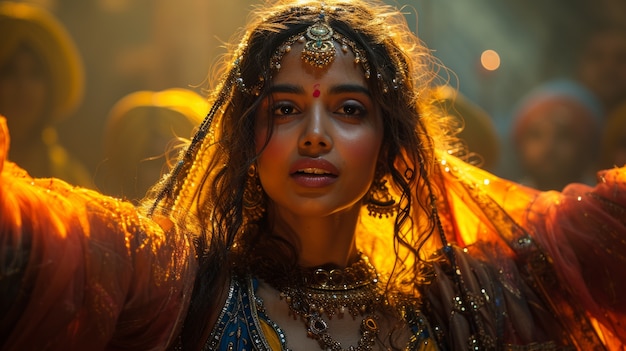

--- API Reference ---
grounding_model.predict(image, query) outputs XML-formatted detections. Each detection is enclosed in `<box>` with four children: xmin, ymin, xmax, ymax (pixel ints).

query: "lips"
<box><xmin>290</xmin><ymin>158</ymin><xmax>339</xmax><ymax>188</ymax></box>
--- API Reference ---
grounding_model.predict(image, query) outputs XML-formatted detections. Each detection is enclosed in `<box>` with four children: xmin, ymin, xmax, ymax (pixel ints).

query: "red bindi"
<box><xmin>313</xmin><ymin>83</ymin><xmax>321</xmax><ymax>98</ymax></box>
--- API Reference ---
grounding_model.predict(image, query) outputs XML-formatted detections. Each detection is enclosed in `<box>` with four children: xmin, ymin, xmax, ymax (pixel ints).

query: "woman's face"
<box><xmin>0</xmin><ymin>45</ymin><xmax>49</xmax><ymax>139</ymax></box>
<box><xmin>518</xmin><ymin>101</ymin><xmax>590</xmax><ymax>187</ymax></box>
<box><xmin>254</xmin><ymin>42</ymin><xmax>384</xmax><ymax>219</ymax></box>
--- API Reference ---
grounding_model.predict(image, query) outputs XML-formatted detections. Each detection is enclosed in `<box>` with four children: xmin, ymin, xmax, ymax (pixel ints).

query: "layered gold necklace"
<box><xmin>275</xmin><ymin>253</ymin><xmax>384</xmax><ymax>351</ymax></box>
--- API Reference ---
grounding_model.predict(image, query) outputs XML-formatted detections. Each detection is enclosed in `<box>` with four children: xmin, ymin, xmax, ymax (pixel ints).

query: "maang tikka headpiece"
<box><xmin>234</xmin><ymin>5</ymin><xmax>374</xmax><ymax>96</ymax></box>
<box><xmin>270</xmin><ymin>5</ymin><xmax>371</xmax><ymax>76</ymax></box>
<box><xmin>234</xmin><ymin>4</ymin><xmax>409</xmax><ymax>97</ymax></box>
<box><xmin>301</xmin><ymin>8</ymin><xmax>337</xmax><ymax>68</ymax></box>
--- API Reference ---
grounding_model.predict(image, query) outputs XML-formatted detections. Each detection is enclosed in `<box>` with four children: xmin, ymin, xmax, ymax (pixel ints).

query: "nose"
<box><xmin>298</xmin><ymin>107</ymin><xmax>332</xmax><ymax>155</ymax></box>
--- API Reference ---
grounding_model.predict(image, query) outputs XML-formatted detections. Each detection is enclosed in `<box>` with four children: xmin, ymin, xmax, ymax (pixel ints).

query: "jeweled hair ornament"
<box><xmin>301</xmin><ymin>10</ymin><xmax>336</xmax><ymax>68</ymax></box>
<box><xmin>264</xmin><ymin>6</ymin><xmax>372</xmax><ymax>88</ymax></box>
<box><xmin>271</xmin><ymin>11</ymin><xmax>371</xmax><ymax>76</ymax></box>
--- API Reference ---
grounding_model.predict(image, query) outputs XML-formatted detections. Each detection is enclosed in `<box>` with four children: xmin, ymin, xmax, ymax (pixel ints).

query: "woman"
<box><xmin>0</xmin><ymin>2</ymin><xmax>92</xmax><ymax>186</ymax></box>
<box><xmin>143</xmin><ymin>1</ymin><xmax>625</xmax><ymax>350</ymax></box>
<box><xmin>1</xmin><ymin>0</ymin><xmax>625</xmax><ymax>350</ymax></box>
<box><xmin>510</xmin><ymin>79</ymin><xmax>603</xmax><ymax>190</ymax></box>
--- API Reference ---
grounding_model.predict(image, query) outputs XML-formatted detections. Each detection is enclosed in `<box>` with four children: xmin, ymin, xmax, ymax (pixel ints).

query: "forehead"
<box><xmin>271</xmin><ymin>42</ymin><xmax>367</xmax><ymax>86</ymax></box>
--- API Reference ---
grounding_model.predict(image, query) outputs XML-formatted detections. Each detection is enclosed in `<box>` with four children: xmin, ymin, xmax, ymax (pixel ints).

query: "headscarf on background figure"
<box><xmin>0</xmin><ymin>1</ymin><xmax>92</xmax><ymax>187</ymax></box>
<box><xmin>96</xmin><ymin>88</ymin><xmax>207</xmax><ymax>203</ymax></box>
<box><xmin>510</xmin><ymin>79</ymin><xmax>604</xmax><ymax>190</ymax></box>
<box><xmin>600</xmin><ymin>101</ymin><xmax>626</xmax><ymax>169</ymax></box>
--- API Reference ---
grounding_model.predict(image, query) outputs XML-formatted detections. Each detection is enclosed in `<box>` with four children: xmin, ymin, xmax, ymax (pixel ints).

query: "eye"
<box><xmin>272</xmin><ymin>102</ymin><xmax>300</xmax><ymax>117</ymax></box>
<box><xmin>335</xmin><ymin>101</ymin><xmax>366</xmax><ymax>116</ymax></box>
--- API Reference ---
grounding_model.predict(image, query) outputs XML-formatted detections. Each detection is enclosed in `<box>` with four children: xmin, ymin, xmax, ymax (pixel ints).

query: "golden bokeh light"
<box><xmin>481</xmin><ymin>49</ymin><xmax>501</xmax><ymax>71</ymax></box>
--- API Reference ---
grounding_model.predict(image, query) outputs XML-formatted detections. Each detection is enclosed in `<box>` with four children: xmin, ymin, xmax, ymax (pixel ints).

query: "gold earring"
<box><xmin>365</xmin><ymin>175</ymin><xmax>398</xmax><ymax>218</ymax></box>
<box><xmin>243</xmin><ymin>164</ymin><xmax>265</xmax><ymax>223</ymax></box>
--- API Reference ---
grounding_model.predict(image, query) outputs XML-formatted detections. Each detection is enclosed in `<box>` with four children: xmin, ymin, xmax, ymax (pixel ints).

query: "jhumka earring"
<box><xmin>243</xmin><ymin>164</ymin><xmax>265</xmax><ymax>223</ymax></box>
<box><xmin>365</xmin><ymin>173</ymin><xmax>398</xmax><ymax>218</ymax></box>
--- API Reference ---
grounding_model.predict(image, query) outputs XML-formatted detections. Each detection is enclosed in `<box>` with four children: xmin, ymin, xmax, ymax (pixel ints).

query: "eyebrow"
<box><xmin>268</xmin><ymin>84</ymin><xmax>305</xmax><ymax>95</ymax></box>
<box><xmin>328</xmin><ymin>84</ymin><xmax>371</xmax><ymax>97</ymax></box>
<box><xmin>268</xmin><ymin>83</ymin><xmax>371</xmax><ymax>96</ymax></box>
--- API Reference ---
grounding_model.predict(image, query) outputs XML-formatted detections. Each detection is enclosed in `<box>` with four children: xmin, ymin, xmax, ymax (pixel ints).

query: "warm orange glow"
<box><xmin>481</xmin><ymin>49</ymin><xmax>501</xmax><ymax>71</ymax></box>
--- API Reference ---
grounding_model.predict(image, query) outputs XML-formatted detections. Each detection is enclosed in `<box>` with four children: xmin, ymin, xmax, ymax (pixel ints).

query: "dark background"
<box><xmin>8</xmin><ymin>0</ymin><xmax>625</xmax><ymax>182</ymax></box>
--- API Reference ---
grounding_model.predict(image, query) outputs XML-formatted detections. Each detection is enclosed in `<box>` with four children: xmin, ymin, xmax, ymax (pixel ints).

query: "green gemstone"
<box><xmin>310</xmin><ymin>25</ymin><xmax>329</xmax><ymax>36</ymax></box>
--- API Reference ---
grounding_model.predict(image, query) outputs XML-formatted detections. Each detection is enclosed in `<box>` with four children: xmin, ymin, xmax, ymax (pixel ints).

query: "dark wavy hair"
<box><xmin>142</xmin><ymin>1</ymin><xmax>457</xmax><ymax>349</ymax></box>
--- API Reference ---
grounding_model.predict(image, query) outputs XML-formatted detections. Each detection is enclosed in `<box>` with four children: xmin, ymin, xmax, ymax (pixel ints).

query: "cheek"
<box><xmin>255</xmin><ymin>124</ymin><xmax>284</xmax><ymax>156</ymax></box>
<box><xmin>520</xmin><ymin>138</ymin><xmax>544</xmax><ymax>160</ymax></box>
<box><xmin>255</xmin><ymin>128</ymin><xmax>293</xmax><ymax>179</ymax></box>
<box><xmin>525</xmin><ymin>132</ymin><xmax>542</xmax><ymax>145</ymax></box>
<box><xmin>341</xmin><ymin>129</ymin><xmax>383</xmax><ymax>170</ymax></box>
<box><xmin>258</xmin><ymin>137</ymin><xmax>284</xmax><ymax>161</ymax></box>
<box><xmin>254</xmin><ymin>117</ymin><xmax>272</xmax><ymax>154</ymax></box>
<box><xmin>347</xmin><ymin>139</ymin><xmax>379</xmax><ymax>162</ymax></box>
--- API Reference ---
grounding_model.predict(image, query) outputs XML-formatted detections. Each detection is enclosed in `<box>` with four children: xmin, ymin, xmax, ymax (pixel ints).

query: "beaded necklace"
<box><xmin>270</xmin><ymin>253</ymin><xmax>384</xmax><ymax>351</ymax></box>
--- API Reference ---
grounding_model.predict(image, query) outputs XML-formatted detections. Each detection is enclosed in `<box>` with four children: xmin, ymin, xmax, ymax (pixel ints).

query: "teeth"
<box><xmin>299</xmin><ymin>168</ymin><xmax>330</xmax><ymax>175</ymax></box>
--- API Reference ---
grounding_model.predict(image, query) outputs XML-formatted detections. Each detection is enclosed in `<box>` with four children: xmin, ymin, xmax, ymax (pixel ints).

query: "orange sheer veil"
<box><xmin>0</xmin><ymin>116</ymin><xmax>196</xmax><ymax>349</ymax></box>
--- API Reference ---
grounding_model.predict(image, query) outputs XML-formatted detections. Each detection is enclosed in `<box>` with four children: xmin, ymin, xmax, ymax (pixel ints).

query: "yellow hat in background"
<box><xmin>104</xmin><ymin>87</ymin><xmax>208</xmax><ymax>163</ymax></box>
<box><xmin>100</xmin><ymin>88</ymin><xmax>208</xmax><ymax>200</ymax></box>
<box><xmin>0</xmin><ymin>1</ymin><xmax>84</xmax><ymax>121</ymax></box>
<box><xmin>431</xmin><ymin>85</ymin><xmax>500</xmax><ymax>171</ymax></box>
<box><xmin>105</xmin><ymin>88</ymin><xmax>207</xmax><ymax>133</ymax></box>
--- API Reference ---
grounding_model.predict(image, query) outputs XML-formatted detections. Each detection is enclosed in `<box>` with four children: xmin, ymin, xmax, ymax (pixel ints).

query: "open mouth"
<box><xmin>295</xmin><ymin>168</ymin><xmax>336</xmax><ymax>176</ymax></box>
<box><xmin>289</xmin><ymin>159</ymin><xmax>339</xmax><ymax>187</ymax></box>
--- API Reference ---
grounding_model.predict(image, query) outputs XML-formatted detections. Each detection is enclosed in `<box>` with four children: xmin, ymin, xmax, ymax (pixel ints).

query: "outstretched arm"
<box><xmin>528</xmin><ymin>166</ymin><xmax>626</xmax><ymax>347</ymax></box>
<box><xmin>0</xmin><ymin>117</ymin><xmax>195</xmax><ymax>350</ymax></box>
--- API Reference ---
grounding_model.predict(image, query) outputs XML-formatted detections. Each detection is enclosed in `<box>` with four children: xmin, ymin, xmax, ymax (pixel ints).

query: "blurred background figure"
<box><xmin>576</xmin><ymin>23</ymin><xmax>626</xmax><ymax>116</ymax></box>
<box><xmin>511</xmin><ymin>79</ymin><xmax>603</xmax><ymax>191</ymax></box>
<box><xmin>51</xmin><ymin>0</ymin><xmax>244</xmax><ymax>177</ymax></box>
<box><xmin>0</xmin><ymin>1</ymin><xmax>91</xmax><ymax>186</ymax></box>
<box><xmin>96</xmin><ymin>88</ymin><xmax>206</xmax><ymax>202</ymax></box>
<box><xmin>431</xmin><ymin>85</ymin><xmax>501</xmax><ymax>172</ymax></box>
<box><xmin>599</xmin><ymin>101</ymin><xmax>626</xmax><ymax>170</ymax></box>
